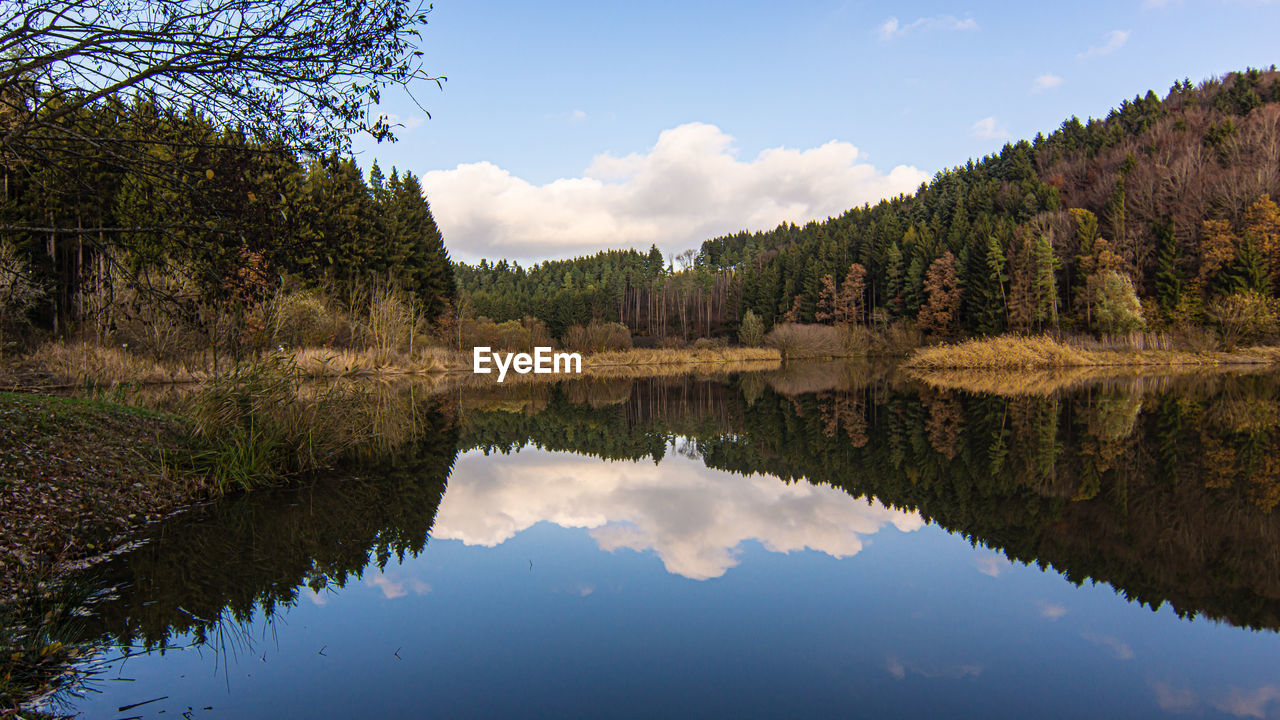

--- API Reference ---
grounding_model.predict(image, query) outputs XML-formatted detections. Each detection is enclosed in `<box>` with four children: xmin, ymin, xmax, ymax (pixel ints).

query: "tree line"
<box><xmin>0</xmin><ymin>92</ymin><xmax>455</xmax><ymax>353</ymax></box>
<box><xmin>457</xmin><ymin>68</ymin><xmax>1280</xmax><ymax>344</ymax></box>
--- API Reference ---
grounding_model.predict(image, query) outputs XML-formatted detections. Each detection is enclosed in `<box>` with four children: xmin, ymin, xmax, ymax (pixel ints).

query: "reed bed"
<box><xmin>904</xmin><ymin>334</ymin><xmax>1280</xmax><ymax>370</ymax></box>
<box><xmin>904</xmin><ymin>364</ymin><xmax>1277</xmax><ymax>397</ymax></box>
<box><xmin>7</xmin><ymin>342</ymin><xmax>205</xmax><ymax>388</ymax></box>
<box><xmin>583</xmin><ymin>347</ymin><xmax>780</xmax><ymax>367</ymax></box>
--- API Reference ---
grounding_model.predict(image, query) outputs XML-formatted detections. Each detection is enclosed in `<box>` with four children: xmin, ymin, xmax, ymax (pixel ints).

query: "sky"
<box><xmin>349</xmin><ymin>0</ymin><xmax>1280</xmax><ymax>264</ymax></box>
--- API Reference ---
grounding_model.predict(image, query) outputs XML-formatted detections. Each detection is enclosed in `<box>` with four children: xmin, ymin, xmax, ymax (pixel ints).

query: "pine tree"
<box><xmin>1032</xmin><ymin>234</ymin><xmax>1059</xmax><ymax>329</ymax></box>
<box><xmin>391</xmin><ymin>171</ymin><xmax>455</xmax><ymax>318</ymax></box>
<box><xmin>968</xmin><ymin>237</ymin><xmax>1007</xmax><ymax>334</ymax></box>
<box><xmin>1227</xmin><ymin>233</ymin><xmax>1271</xmax><ymax>294</ymax></box>
<box><xmin>904</xmin><ymin>255</ymin><xmax>926</xmax><ymax>317</ymax></box>
<box><xmin>1243</xmin><ymin>194</ymin><xmax>1280</xmax><ymax>293</ymax></box>
<box><xmin>883</xmin><ymin>242</ymin><xmax>904</xmax><ymax>317</ymax></box>
<box><xmin>1153</xmin><ymin>220</ymin><xmax>1181</xmax><ymax>312</ymax></box>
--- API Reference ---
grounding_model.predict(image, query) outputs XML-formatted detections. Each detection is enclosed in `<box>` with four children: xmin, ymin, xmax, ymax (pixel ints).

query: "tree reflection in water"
<box><xmin>14</xmin><ymin>366</ymin><xmax>1280</xmax><ymax>711</ymax></box>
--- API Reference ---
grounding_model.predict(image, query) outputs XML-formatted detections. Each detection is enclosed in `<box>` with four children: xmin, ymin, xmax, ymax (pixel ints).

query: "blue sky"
<box><xmin>351</xmin><ymin>0</ymin><xmax>1280</xmax><ymax>263</ymax></box>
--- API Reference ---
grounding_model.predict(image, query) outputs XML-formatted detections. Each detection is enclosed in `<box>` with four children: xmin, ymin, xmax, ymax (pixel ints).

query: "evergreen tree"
<box><xmin>1227</xmin><ymin>233</ymin><xmax>1271</xmax><ymax>294</ymax></box>
<box><xmin>1153</xmin><ymin>220</ymin><xmax>1181</xmax><ymax>312</ymax></box>
<box><xmin>968</xmin><ymin>237</ymin><xmax>1007</xmax><ymax>335</ymax></box>
<box><xmin>883</xmin><ymin>242</ymin><xmax>904</xmax><ymax>317</ymax></box>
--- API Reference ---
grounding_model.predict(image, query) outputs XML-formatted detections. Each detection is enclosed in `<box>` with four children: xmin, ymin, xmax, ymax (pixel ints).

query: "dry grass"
<box><xmin>583</xmin><ymin>346</ymin><xmax>780</xmax><ymax>367</ymax></box>
<box><xmin>287</xmin><ymin>346</ymin><xmax>456</xmax><ymax>378</ymax></box>
<box><xmin>764</xmin><ymin>323</ymin><xmax>844</xmax><ymax>359</ymax></box>
<box><xmin>5</xmin><ymin>342</ymin><xmax>204</xmax><ymax>388</ymax></box>
<box><xmin>3</xmin><ymin>342</ymin><xmax>780</xmax><ymax>390</ymax></box>
<box><xmin>904</xmin><ymin>334</ymin><xmax>1280</xmax><ymax>370</ymax></box>
<box><xmin>904</xmin><ymin>365</ymin><xmax>1277</xmax><ymax>397</ymax></box>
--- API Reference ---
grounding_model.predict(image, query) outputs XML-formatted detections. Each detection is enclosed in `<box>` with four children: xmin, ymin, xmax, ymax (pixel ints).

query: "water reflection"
<box><xmin>9</xmin><ymin>367</ymin><xmax>1280</xmax><ymax>717</ymax></box>
<box><xmin>436</xmin><ymin>446</ymin><xmax>922</xmax><ymax>579</ymax></box>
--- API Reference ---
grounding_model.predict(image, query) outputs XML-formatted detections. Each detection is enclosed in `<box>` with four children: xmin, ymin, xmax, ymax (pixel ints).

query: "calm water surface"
<box><xmin>38</xmin><ymin>367</ymin><xmax>1280</xmax><ymax>718</ymax></box>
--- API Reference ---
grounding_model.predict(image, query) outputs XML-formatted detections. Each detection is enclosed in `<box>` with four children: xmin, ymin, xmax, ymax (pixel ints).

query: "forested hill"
<box><xmin>459</xmin><ymin>68</ymin><xmax>1280</xmax><ymax>341</ymax></box>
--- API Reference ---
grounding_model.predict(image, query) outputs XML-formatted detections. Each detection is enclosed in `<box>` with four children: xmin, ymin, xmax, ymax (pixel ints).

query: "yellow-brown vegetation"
<box><xmin>904</xmin><ymin>334</ymin><xmax>1280</xmax><ymax>371</ymax></box>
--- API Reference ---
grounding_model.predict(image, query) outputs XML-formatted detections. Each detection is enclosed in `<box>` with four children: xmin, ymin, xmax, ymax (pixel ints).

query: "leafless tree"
<box><xmin>0</xmin><ymin>0</ymin><xmax>443</xmax><ymax>155</ymax></box>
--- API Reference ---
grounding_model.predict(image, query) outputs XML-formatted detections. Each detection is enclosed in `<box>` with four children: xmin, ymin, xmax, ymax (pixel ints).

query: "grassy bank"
<box><xmin>0</xmin><ymin>393</ymin><xmax>201</xmax><ymax>600</ymax></box>
<box><xmin>1</xmin><ymin>342</ymin><xmax>781</xmax><ymax>389</ymax></box>
<box><xmin>904</xmin><ymin>335</ymin><xmax>1280</xmax><ymax>370</ymax></box>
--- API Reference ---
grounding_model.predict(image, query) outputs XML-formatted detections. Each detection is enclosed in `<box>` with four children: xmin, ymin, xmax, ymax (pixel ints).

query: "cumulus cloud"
<box><xmin>1032</xmin><ymin>74</ymin><xmax>1064</xmax><ymax>93</ymax></box>
<box><xmin>1078</xmin><ymin>30</ymin><xmax>1130</xmax><ymax>59</ymax></box>
<box><xmin>971</xmin><ymin>116</ymin><xmax>1010</xmax><ymax>141</ymax></box>
<box><xmin>421</xmin><ymin>123</ymin><xmax>927</xmax><ymax>262</ymax></box>
<box><xmin>877</xmin><ymin>15</ymin><xmax>978</xmax><ymax>41</ymax></box>
<box><xmin>431</xmin><ymin>447</ymin><xmax>924</xmax><ymax>580</ymax></box>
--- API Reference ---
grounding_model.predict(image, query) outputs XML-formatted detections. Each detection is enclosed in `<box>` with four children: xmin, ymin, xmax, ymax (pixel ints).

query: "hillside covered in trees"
<box><xmin>458</xmin><ymin>68</ymin><xmax>1280</xmax><ymax>347</ymax></box>
<box><xmin>0</xmin><ymin>94</ymin><xmax>455</xmax><ymax>360</ymax></box>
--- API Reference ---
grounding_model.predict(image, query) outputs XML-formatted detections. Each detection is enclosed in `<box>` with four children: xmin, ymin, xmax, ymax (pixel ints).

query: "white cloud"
<box><xmin>1078</xmin><ymin>30</ymin><xmax>1130</xmax><ymax>59</ymax></box>
<box><xmin>431</xmin><ymin>447</ymin><xmax>924</xmax><ymax>581</ymax></box>
<box><xmin>545</xmin><ymin>109</ymin><xmax>589</xmax><ymax>124</ymax></box>
<box><xmin>1215</xmin><ymin>685</ymin><xmax>1280</xmax><ymax>718</ymax></box>
<box><xmin>971</xmin><ymin>116</ymin><xmax>1010</xmax><ymax>141</ymax></box>
<box><xmin>974</xmin><ymin>555</ymin><xmax>1008</xmax><ymax>577</ymax></box>
<box><xmin>1082</xmin><ymin>632</ymin><xmax>1134</xmax><ymax>660</ymax></box>
<box><xmin>1152</xmin><ymin>681</ymin><xmax>1198</xmax><ymax>714</ymax></box>
<box><xmin>366</xmin><ymin>572</ymin><xmax>431</xmax><ymax>599</ymax></box>
<box><xmin>1038</xmin><ymin>601</ymin><xmax>1068</xmax><ymax>620</ymax></box>
<box><xmin>877</xmin><ymin>15</ymin><xmax>978</xmax><ymax>41</ymax></box>
<box><xmin>885</xmin><ymin>655</ymin><xmax>983</xmax><ymax>680</ymax></box>
<box><xmin>1032</xmin><ymin>74</ymin><xmax>1064</xmax><ymax>93</ymax></box>
<box><xmin>421</xmin><ymin>122</ymin><xmax>928</xmax><ymax>262</ymax></box>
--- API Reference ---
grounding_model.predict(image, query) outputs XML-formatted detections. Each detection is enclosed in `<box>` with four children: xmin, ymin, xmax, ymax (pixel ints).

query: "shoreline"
<box><xmin>3</xmin><ymin>338</ymin><xmax>1279</xmax><ymax>594</ymax></box>
<box><xmin>903</xmin><ymin>335</ymin><xmax>1280</xmax><ymax>371</ymax></box>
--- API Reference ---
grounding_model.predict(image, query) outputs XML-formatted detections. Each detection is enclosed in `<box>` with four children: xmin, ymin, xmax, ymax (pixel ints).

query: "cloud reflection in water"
<box><xmin>432</xmin><ymin>447</ymin><xmax>923</xmax><ymax>580</ymax></box>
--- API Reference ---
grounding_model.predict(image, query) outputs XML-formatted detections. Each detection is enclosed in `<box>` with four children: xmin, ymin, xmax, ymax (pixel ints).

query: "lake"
<box><xmin>34</xmin><ymin>365</ymin><xmax>1280</xmax><ymax>718</ymax></box>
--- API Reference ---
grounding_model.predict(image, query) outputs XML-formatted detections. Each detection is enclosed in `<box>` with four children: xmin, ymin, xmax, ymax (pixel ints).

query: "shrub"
<box><xmin>562</xmin><ymin>320</ymin><xmax>633</xmax><ymax>353</ymax></box>
<box><xmin>1206</xmin><ymin>291</ymin><xmax>1278</xmax><ymax>349</ymax></box>
<box><xmin>874</xmin><ymin>320</ymin><xmax>924</xmax><ymax>355</ymax></box>
<box><xmin>265</xmin><ymin>287</ymin><xmax>355</xmax><ymax>349</ymax></box>
<box><xmin>691</xmin><ymin>336</ymin><xmax>727</xmax><ymax>350</ymax></box>
<box><xmin>738</xmin><ymin>309</ymin><xmax>764</xmax><ymax>346</ymax></box>
<box><xmin>461</xmin><ymin>316</ymin><xmax>552</xmax><ymax>352</ymax></box>
<box><xmin>764</xmin><ymin>323</ymin><xmax>843</xmax><ymax>359</ymax></box>
<box><xmin>354</xmin><ymin>281</ymin><xmax>423</xmax><ymax>360</ymax></box>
